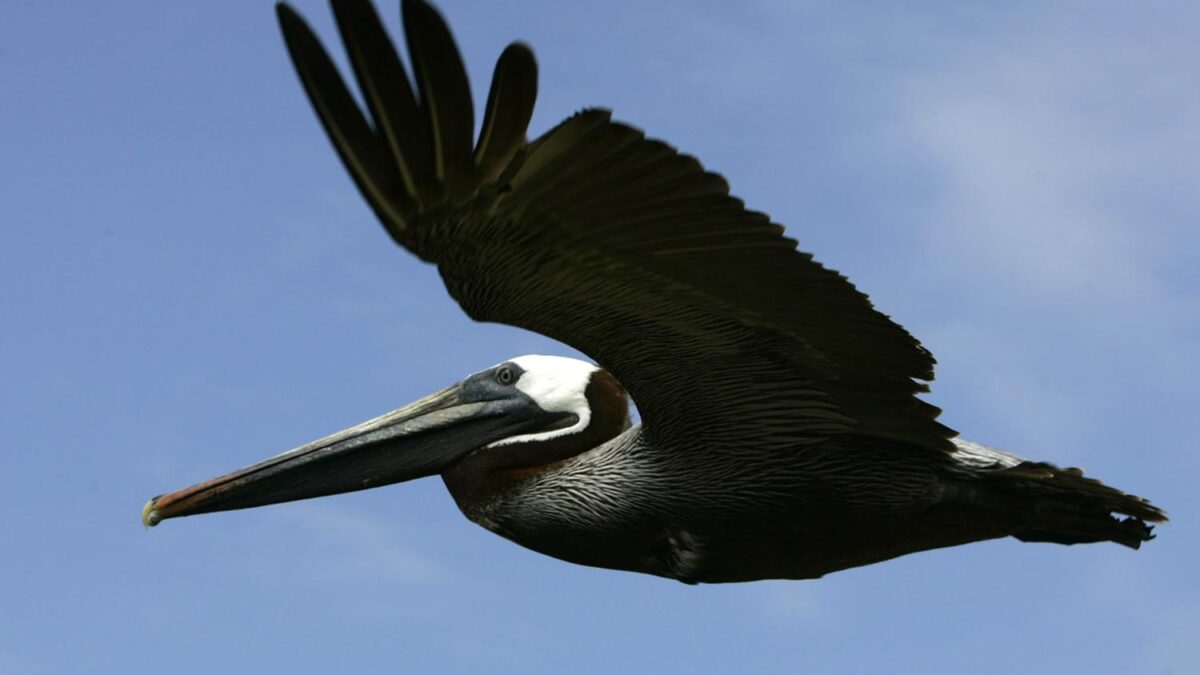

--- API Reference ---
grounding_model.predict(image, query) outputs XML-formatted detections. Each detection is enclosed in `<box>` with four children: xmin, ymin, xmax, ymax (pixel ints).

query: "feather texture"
<box><xmin>276</xmin><ymin>0</ymin><xmax>953</xmax><ymax>455</ymax></box>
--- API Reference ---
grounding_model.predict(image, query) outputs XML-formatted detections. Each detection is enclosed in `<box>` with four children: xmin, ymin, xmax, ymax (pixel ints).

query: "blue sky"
<box><xmin>3</xmin><ymin>1</ymin><xmax>1196</xmax><ymax>673</ymax></box>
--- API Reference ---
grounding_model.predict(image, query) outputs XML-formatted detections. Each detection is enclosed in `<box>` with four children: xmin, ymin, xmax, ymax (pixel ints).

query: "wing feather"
<box><xmin>277</xmin><ymin>3</ymin><xmax>414</xmax><ymax>243</ymax></box>
<box><xmin>330</xmin><ymin>0</ymin><xmax>432</xmax><ymax>202</ymax></box>
<box><xmin>401</xmin><ymin>0</ymin><xmax>476</xmax><ymax>202</ymax></box>
<box><xmin>277</xmin><ymin>0</ymin><xmax>957</xmax><ymax>454</ymax></box>
<box><xmin>474</xmin><ymin>44</ymin><xmax>538</xmax><ymax>184</ymax></box>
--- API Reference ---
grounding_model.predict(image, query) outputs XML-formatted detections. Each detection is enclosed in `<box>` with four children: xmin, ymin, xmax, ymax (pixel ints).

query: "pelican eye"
<box><xmin>496</xmin><ymin>366</ymin><xmax>516</xmax><ymax>386</ymax></box>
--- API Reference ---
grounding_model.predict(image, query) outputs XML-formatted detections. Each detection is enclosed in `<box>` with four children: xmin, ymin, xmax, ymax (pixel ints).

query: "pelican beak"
<box><xmin>142</xmin><ymin>379</ymin><xmax>560</xmax><ymax>527</ymax></box>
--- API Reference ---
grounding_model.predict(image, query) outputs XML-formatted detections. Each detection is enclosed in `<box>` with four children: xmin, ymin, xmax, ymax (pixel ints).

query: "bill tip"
<box><xmin>142</xmin><ymin>497</ymin><xmax>162</xmax><ymax>529</ymax></box>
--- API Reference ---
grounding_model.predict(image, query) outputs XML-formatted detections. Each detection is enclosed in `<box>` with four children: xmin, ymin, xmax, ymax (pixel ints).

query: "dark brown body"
<box><xmin>442</xmin><ymin>428</ymin><xmax>1142</xmax><ymax>583</ymax></box>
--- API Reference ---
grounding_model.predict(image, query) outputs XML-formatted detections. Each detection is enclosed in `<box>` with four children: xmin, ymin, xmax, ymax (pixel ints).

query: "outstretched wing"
<box><xmin>276</xmin><ymin>0</ymin><xmax>956</xmax><ymax>453</ymax></box>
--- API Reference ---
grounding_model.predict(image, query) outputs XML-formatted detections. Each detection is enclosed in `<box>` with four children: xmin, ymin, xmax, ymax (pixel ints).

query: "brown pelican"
<box><xmin>142</xmin><ymin>0</ymin><xmax>1165</xmax><ymax>583</ymax></box>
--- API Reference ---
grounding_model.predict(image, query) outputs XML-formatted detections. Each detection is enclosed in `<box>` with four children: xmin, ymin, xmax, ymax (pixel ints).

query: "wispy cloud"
<box><xmin>880</xmin><ymin>5</ymin><xmax>1198</xmax><ymax>328</ymax></box>
<box><xmin>231</xmin><ymin>501</ymin><xmax>447</xmax><ymax>589</ymax></box>
<box><xmin>750</xmin><ymin>579</ymin><xmax>826</xmax><ymax>621</ymax></box>
<box><xmin>895</xmin><ymin>44</ymin><xmax>1195</xmax><ymax>303</ymax></box>
<box><xmin>854</xmin><ymin>5</ymin><xmax>1200</xmax><ymax>460</ymax></box>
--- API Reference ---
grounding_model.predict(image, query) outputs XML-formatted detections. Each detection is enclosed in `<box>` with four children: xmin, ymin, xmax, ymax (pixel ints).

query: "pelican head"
<box><xmin>142</xmin><ymin>355</ymin><xmax>629</xmax><ymax>527</ymax></box>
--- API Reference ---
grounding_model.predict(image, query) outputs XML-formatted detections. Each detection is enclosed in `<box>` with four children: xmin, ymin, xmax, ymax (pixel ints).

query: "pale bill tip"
<box><xmin>141</xmin><ymin>497</ymin><xmax>162</xmax><ymax>529</ymax></box>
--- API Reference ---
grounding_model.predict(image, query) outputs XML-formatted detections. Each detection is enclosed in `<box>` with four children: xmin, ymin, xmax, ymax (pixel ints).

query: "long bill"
<box><xmin>142</xmin><ymin>382</ymin><xmax>520</xmax><ymax>527</ymax></box>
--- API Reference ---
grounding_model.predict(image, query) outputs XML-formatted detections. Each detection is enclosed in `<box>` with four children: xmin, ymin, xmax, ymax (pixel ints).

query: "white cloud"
<box><xmin>751</xmin><ymin>579</ymin><xmax>826</xmax><ymax>621</ymax></box>
<box><xmin>881</xmin><ymin>6</ymin><xmax>1198</xmax><ymax>321</ymax></box>
<box><xmin>232</xmin><ymin>501</ymin><xmax>446</xmax><ymax>588</ymax></box>
<box><xmin>850</xmin><ymin>6</ymin><xmax>1200</xmax><ymax>461</ymax></box>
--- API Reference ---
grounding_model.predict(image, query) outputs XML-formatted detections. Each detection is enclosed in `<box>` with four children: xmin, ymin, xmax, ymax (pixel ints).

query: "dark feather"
<box><xmin>276</xmin><ymin>3</ymin><xmax>414</xmax><ymax>243</ymax></box>
<box><xmin>401</xmin><ymin>0</ymin><xmax>476</xmax><ymax>203</ymax></box>
<box><xmin>276</xmin><ymin>0</ymin><xmax>954</xmax><ymax>454</ymax></box>
<box><xmin>330</xmin><ymin>0</ymin><xmax>432</xmax><ymax>202</ymax></box>
<box><xmin>475</xmin><ymin>44</ymin><xmax>538</xmax><ymax>184</ymax></box>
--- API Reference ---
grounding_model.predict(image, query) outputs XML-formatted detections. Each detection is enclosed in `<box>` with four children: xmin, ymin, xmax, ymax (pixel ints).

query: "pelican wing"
<box><xmin>277</xmin><ymin>0</ymin><xmax>956</xmax><ymax>452</ymax></box>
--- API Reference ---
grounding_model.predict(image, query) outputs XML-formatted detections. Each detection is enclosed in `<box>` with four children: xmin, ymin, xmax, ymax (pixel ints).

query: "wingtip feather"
<box><xmin>475</xmin><ymin>42</ymin><xmax>538</xmax><ymax>184</ymax></box>
<box><xmin>330</xmin><ymin>0</ymin><xmax>423</xmax><ymax>189</ymax></box>
<box><xmin>402</xmin><ymin>0</ymin><xmax>476</xmax><ymax>203</ymax></box>
<box><xmin>277</xmin><ymin>0</ymin><xmax>415</xmax><ymax>242</ymax></box>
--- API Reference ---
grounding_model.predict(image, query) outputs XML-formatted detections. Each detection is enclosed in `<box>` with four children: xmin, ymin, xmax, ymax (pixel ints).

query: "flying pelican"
<box><xmin>142</xmin><ymin>0</ymin><xmax>1165</xmax><ymax>583</ymax></box>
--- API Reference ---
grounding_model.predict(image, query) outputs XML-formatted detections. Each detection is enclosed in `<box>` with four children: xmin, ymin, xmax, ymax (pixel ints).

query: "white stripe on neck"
<box><xmin>488</xmin><ymin>355</ymin><xmax>596</xmax><ymax>447</ymax></box>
